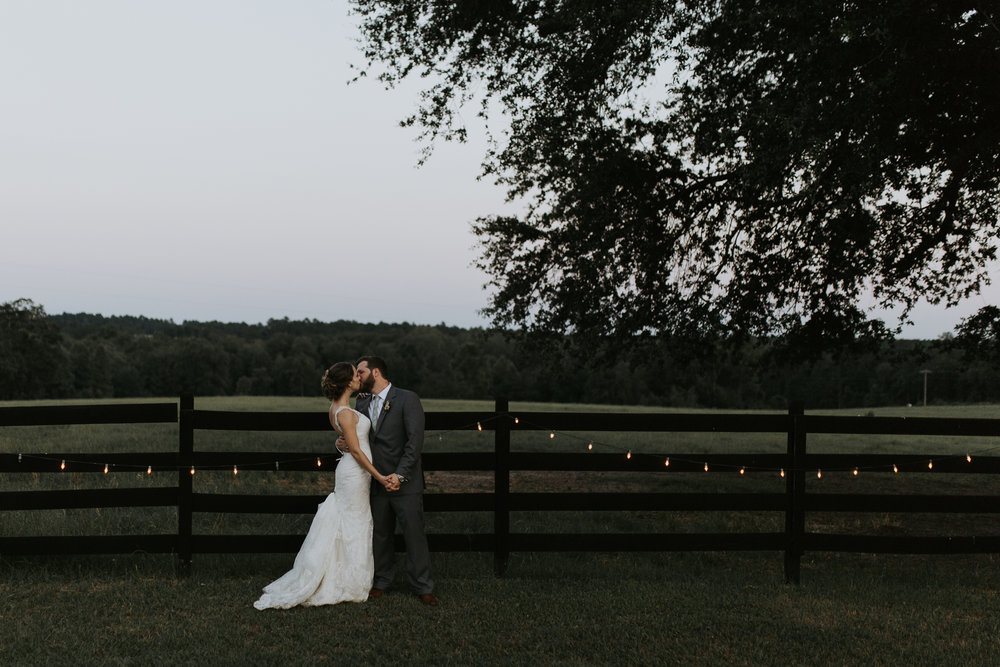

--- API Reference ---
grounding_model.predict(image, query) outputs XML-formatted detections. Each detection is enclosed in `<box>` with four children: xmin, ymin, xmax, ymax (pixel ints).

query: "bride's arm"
<box><xmin>335</xmin><ymin>409</ymin><xmax>391</xmax><ymax>487</ymax></box>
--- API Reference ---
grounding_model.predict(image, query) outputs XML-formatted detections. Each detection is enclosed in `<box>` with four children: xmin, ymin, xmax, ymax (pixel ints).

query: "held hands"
<box><xmin>337</xmin><ymin>435</ymin><xmax>398</xmax><ymax>490</ymax></box>
<box><xmin>382</xmin><ymin>473</ymin><xmax>401</xmax><ymax>492</ymax></box>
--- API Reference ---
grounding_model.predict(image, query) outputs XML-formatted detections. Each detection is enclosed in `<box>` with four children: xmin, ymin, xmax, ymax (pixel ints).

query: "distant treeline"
<box><xmin>1</xmin><ymin>300</ymin><xmax>996</xmax><ymax>408</ymax></box>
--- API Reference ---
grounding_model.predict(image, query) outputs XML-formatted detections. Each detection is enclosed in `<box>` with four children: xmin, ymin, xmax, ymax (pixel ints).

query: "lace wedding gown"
<box><xmin>254</xmin><ymin>406</ymin><xmax>374</xmax><ymax>609</ymax></box>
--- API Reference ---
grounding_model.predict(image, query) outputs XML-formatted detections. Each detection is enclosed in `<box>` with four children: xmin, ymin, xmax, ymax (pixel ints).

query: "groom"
<box><xmin>351</xmin><ymin>356</ymin><xmax>436</xmax><ymax>606</ymax></box>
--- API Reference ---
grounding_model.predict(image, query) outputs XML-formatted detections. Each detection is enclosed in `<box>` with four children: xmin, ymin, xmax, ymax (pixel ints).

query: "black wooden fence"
<box><xmin>2</xmin><ymin>397</ymin><xmax>1000</xmax><ymax>582</ymax></box>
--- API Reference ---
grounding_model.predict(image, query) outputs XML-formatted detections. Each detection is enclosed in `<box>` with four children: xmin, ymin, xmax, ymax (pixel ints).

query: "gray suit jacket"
<box><xmin>356</xmin><ymin>385</ymin><xmax>425</xmax><ymax>495</ymax></box>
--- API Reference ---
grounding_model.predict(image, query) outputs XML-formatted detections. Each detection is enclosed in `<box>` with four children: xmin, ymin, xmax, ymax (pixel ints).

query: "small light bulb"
<box><xmin>60</xmin><ymin>460</ymin><xmax>66</xmax><ymax>471</ymax></box>
<box><xmin>549</xmin><ymin>432</ymin><xmax>555</xmax><ymax>439</ymax></box>
<box><xmin>893</xmin><ymin>464</ymin><xmax>898</xmax><ymax>474</ymax></box>
<box><xmin>664</xmin><ymin>457</ymin><xmax>670</xmax><ymax>467</ymax></box>
<box><xmin>817</xmin><ymin>469</ymin><xmax>822</xmax><ymax>479</ymax></box>
<box><xmin>626</xmin><ymin>450</ymin><xmax>632</xmax><ymax>460</ymax></box>
<box><xmin>275</xmin><ymin>461</ymin><xmax>280</xmax><ymax>470</ymax></box>
<box><xmin>928</xmin><ymin>459</ymin><xmax>933</xmax><ymax>470</ymax></box>
<box><xmin>514</xmin><ymin>417</ymin><xmax>519</xmax><ymax>424</ymax></box>
<box><xmin>233</xmin><ymin>465</ymin><xmax>238</xmax><ymax>476</ymax></box>
<box><xmin>704</xmin><ymin>462</ymin><xmax>709</xmax><ymax>472</ymax></box>
<box><xmin>104</xmin><ymin>463</ymin><xmax>109</xmax><ymax>474</ymax></box>
<box><xmin>779</xmin><ymin>468</ymin><xmax>785</xmax><ymax>478</ymax></box>
<box><xmin>967</xmin><ymin>454</ymin><xmax>972</xmax><ymax>463</ymax></box>
<box><xmin>587</xmin><ymin>442</ymin><xmax>593</xmax><ymax>451</ymax></box>
<box><xmin>739</xmin><ymin>467</ymin><xmax>745</xmax><ymax>475</ymax></box>
<box><xmin>18</xmin><ymin>453</ymin><xmax>22</xmax><ymax>463</ymax></box>
<box><xmin>147</xmin><ymin>465</ymin><xmax>152</xmax><ymax>475</ymax></box>
<box><xmin>477</xmin><ymin>422</ymin><xmax>483</xmax><ymax>431</ymax></box>
<box><xmin>852</xmin><ymin>468</ymin><xmax>859</xmax><ymax>477</ymax></box>
<box><xmin>316</xmin><ymin>457</ymin><xmax>322</xmax><ymax>467</ymax></box>
<box><xmin>190</xmin><ymin>466</ymin><xmax>195</xmax><ymax>476</ymax></box>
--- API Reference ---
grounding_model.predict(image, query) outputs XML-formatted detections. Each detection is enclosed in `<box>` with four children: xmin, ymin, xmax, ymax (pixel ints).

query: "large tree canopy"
<box><xmin>352</xmin><ymin>1</ymin><xmax>1000</xmax><ymax>342</ymax></box>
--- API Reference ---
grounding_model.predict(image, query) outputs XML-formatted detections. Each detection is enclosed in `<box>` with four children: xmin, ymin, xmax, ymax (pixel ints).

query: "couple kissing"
<box><xmin>254</xmin><ymin>356</ymin><xmax>436</xmax><ymax>610</ymax></box>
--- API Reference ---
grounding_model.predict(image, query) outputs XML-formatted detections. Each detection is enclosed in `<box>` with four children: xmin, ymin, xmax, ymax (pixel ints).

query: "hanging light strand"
<box><xmin>7</xmin><ymin>415</ymin><xmax>1000</xmax><ymax>480</ymax></box>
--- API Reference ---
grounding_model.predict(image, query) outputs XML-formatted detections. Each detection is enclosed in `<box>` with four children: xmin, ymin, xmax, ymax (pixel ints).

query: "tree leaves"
<box><xmin>353</xmin><ymin>1</ymin><xmax>999</xmax><ymax>351</ymax></box>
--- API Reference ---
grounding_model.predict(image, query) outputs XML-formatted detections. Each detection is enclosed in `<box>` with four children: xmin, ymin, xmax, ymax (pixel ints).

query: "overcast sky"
<box><xmin>1</xmin><ymin>0</ymin><xmax>994</xmax><ymax>339</ymax></box>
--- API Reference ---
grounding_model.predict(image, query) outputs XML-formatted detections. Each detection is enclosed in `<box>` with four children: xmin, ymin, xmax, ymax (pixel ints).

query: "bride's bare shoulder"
<box><xmin>336</xmin><ymin>406</ymin><xmax>359</xmax><ymax>427</ymax></box>
<box><xmin>329</xmin><ymin>404</ymin><xmax>358</xmax><ymax>432</ymax></box>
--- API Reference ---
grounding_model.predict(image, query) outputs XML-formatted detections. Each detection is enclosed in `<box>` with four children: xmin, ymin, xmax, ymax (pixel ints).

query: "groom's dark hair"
<box><xmin>357</xmin><ymin>355</ymin><xmax>388</xmax><ymax>378</ymax></box>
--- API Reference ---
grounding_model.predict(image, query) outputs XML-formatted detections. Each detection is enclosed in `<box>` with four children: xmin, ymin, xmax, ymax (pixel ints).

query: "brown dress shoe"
<box><xmin>368</xmin><ymin>588</ymin><xmax>385</xmax><ymax>599</ymax></box>
<box><xmin>419</xmin><ymin>593</ymin><xmax>438</xmax><ymax>606</ymax></box>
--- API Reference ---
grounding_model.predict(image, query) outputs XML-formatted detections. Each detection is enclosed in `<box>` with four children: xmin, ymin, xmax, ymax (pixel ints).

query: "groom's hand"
<box><xmin>335</xmin><ymin>436</ymin><xmax>349</xmax><ymax>454</ymax></box>
<box><xmin>385</xmin><ymin>473</ymin><xmax>401</xmax><ymax>491</ymax></box>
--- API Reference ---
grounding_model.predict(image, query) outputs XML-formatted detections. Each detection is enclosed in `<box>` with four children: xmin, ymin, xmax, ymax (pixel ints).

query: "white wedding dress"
<box><xmin>254</xmin><ymin>406</ymin><xmax>374</xmax><ymax>609</ymax></box>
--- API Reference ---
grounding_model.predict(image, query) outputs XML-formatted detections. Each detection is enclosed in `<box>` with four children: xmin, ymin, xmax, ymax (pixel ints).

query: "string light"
<box><xmin>16</xmin><ymin>413</ymin><xmax>1000</xmax><ymax>483</ymax></box>
<box><xmin>495</xmin><ymin>418</ymin><xmax>1000</xmax><ymax>481</ymax></box>
<box><xmin>16</xmin><ymin>451</ymin><xmax>994</xmax><ymax>478</ymax></box>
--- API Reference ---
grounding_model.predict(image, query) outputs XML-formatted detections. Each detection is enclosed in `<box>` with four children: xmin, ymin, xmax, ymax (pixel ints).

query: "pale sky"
<box><xmin>1</xmin><ymin>0</ymin><xmax>995</xmax><ymax>338</ymax></box>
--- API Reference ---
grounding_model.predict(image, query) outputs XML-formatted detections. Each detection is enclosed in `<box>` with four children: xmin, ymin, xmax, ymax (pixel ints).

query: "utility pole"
<box><xmin>919</xmin><ymin>369</ymin><xmax>932</xmax><ymax>407</ymax></box>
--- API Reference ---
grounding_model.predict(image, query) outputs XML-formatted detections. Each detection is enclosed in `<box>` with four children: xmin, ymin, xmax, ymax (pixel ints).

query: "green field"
<box><xmin>2</xmin><ymin>399</ymin><xmax>1000</xmax><ymax>664</ymax></box>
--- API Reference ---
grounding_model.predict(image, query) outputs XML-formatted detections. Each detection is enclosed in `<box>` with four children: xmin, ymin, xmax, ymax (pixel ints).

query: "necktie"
<box><xmin>370</xmin><ymin>395</ymin><xmax>381</xmax><ymax>428</ymax></box>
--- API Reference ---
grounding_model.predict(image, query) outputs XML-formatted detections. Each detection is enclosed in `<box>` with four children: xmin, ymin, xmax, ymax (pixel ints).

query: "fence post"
<box><xmin>494</xmin><ymin>397</ymin><xmax>510</xmax><ymax>576</ymax></box>
<box><xmin>178</xmin><ymin>394</ymin><xmax>194</xmax><ymax>574</ymax></box>
<box><xmin>784</xmin><ymin>401</ymin><xmax>805</xmax><ymax>584</ymax></box>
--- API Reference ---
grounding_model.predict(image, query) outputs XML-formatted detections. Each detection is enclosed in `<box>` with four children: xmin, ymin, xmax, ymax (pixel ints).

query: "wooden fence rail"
<box><xmin>2</xmin><ymin>397</ymin><xmax>1000</xmax><ymax>582</ymax></box>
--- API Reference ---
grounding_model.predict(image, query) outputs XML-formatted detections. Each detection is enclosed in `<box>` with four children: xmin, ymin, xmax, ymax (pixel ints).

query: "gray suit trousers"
<box><xmin>371</xmin><ymin>488</ymin><xmax>434</xmax><ymax>594</ymax></box>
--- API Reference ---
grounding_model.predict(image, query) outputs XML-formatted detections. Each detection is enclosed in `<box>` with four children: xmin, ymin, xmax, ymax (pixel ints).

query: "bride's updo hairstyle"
<box><xmin>321</xmin><ymin>362</ymin><xmax>355</xmax><ymax>401</ymax></box>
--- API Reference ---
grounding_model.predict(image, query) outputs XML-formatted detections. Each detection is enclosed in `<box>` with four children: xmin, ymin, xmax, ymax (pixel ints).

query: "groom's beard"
<box><xmin>360</xmin><ymin>376</ymin><xmax>375</xmax><ymax>393</ymax></box>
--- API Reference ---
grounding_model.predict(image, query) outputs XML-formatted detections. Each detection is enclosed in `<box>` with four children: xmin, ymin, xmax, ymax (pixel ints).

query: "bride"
<box><xmin>254</xmin><ymin>362</ymin><xmax>395</xmax><ymax>610</ymax></box>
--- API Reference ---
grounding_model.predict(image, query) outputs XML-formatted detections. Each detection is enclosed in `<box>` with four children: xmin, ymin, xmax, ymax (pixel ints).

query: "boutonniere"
<box><xmin>382</xmin><ymin>401</ymin><xmax>391</xmax><ymax>414</ymax></box>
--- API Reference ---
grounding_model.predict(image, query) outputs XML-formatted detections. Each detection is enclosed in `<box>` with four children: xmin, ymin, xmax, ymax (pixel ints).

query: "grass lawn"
<box><xmin>2</xmin><ymin>550</ymin><xmax>999</xmax><ymax>665</ymax></box>
<box><xmin>3</xmin><ymin>399</ymin><xmax>1000</xmax><ymax>664</ymax></box>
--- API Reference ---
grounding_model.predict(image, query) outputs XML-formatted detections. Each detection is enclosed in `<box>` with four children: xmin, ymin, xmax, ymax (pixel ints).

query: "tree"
<box><xmin>953</xmin><ymin>305</ymin><xmax>1000</xmax><ymax>363</ymax></box>
<box><xmin>0</xmin><ymin>299</ymin><xmax>68</xmax><ymax>399</ymax></box>
<box><xmin>352</xmin><ymin>1</ymin><xmax>1000</xmax><ymax>344</ymax></box>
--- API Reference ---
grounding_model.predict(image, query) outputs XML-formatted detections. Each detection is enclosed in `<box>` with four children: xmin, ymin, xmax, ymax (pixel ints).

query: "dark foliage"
<box><xmin>0</xmin><ymin>299</ymin><xmax>996</xmax><ymax>408</ymax></box>
<box><xmin>352</xmin><ymin>1</ymin><xmax>1000</xmax><ymax>345</ymax></box>
<box><xmin>0</xmin><ymin>299</ymin><xmax>69</xmax><ymax>400</ymax></box>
